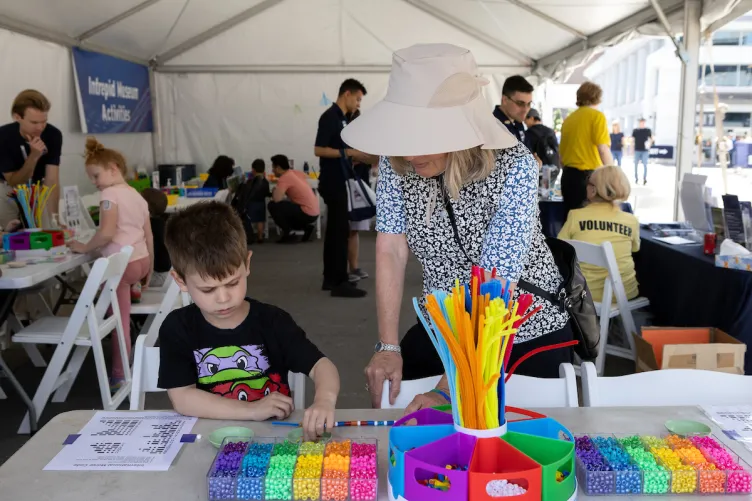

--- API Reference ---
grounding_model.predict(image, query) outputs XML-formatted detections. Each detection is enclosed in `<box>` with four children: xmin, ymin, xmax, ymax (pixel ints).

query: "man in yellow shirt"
<box><xmin>559</xmin><ymin>82</ymin><xmax>613</xmax><ymax>213</ymax></box>
<box><xmin>558</xmin><ymin>166</ymin><xmax>640</xmax><ymax>303</ymax></box>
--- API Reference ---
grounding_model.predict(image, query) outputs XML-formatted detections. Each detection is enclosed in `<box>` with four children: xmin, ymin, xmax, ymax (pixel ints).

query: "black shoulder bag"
<box><xmin>442</xmin><ymin>189</ymin><xmax>600</xmax><ymax>360</ymax></box>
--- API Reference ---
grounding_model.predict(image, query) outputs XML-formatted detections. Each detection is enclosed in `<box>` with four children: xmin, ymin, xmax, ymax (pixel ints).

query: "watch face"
<box><xmin>374</xmin><ymin>342</ymin><xmax>383</xmax><ymax>352</ymax></box>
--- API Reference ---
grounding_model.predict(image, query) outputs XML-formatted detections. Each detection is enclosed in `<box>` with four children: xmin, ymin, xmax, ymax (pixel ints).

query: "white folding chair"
<box><xmin>581</xmin><ymin>361</ymin><xmax>752</xmax><ymax>407</ymax></box>
<box><xmin>12</xmin><ymin>247</ymin><xmax>134</xmax><ymax>433</ymax></box>
<box><xmin>379</xmin><ymin>376</ymin><xmax>443</xmax><ymax>409</ymax></box>
<box><xmin>565</xmin><ymin>240</ymin><xmax>650</xmax><ymax>375</ymax></box>
<box><xmin>130</xmin><ymin>274</ymin><xmax>183</xmax><ymax>347</ymax></box>
<box><xmin>380</xmin><ymin>364</ymin><xmax>579</xmax><ymax>409</ymax></box>
<box><xmin>130</xmin><ymin>334</ymin><xmax>306</xmax><ymax>411</ymax></box>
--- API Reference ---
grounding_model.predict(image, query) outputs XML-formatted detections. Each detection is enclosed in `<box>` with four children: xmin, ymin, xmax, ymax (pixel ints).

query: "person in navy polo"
<box><xmin>493</xmin><ymin>75</ymin><xmax>534</xmax><ymax>145</ymax></box>
<box><xmin>0</xmin><ymin>89</ymin><xmax>62</xmax><ymax>226</ymax></box>
<box><xmin>314</xmin><ymin>79</ymin><xmax>376</xmax><ymax>298</ymax></box>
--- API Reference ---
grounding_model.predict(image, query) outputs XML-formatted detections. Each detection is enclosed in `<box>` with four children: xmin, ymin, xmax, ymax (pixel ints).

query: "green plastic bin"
<box><xmin>502</xmin><ymin>431</ymin><xmax>575</xmax><ymax>501</ymax></box>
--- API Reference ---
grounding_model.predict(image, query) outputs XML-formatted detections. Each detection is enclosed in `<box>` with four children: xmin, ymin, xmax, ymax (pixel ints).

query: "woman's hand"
<box><xmin>403</xmin><ymin>390</ymin><xmax>448</xmax><ymax>419</ymax></box>
<box><xmin>364</xmin><ymin>351</ymin><xmax>403</xmax><ymax>408</ymax></box>
<box><xmin>4</xmin><ymin>219</ymin><xmax>21</xmax><ymax>233</ymax></box>
<box><xmin>67</xmin><ymin>240</ymin><xmax>87</xmax><ymax>254</ymax></box>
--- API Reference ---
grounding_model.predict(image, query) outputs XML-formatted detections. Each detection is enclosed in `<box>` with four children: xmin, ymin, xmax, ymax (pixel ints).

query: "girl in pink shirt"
<box><xmin>68</xmin><ymin>138</ymin><xmax>154</xmax><ymax>389</ymax></box>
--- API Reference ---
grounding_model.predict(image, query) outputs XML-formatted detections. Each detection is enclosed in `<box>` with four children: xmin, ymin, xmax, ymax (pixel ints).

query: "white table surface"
<box><xmin>1</xmin><ymin>406</ymin><xmax>749</xmax><ymax>501</ymax></box>
<box><xmin>0</xmin><ymin>252</ymin><xmax>94</xmax><ymax>289</ymax></box>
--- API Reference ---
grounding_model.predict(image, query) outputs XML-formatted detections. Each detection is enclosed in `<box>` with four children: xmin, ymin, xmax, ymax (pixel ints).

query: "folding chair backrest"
<box><xmin>380</xmin><ymin>376</ymin><xmax>444</xmax><ymax>409</ymax></box>
<box><xmin>63</xmin><ymin>246</ymin><xmax>133</xmax><ymax>342</ymax></box>
<box><xmin>144</xmin><ymin>276</ymin><xmax>182</xmax><ymax>347</ymax></box>
<box><xmin>506</xmin><ymin>363</ymin><xmax>579</xmax><ymax>408</ymax></box>
<box><xmin>565</xmin><ymin>239</ymin><xmax>638</xmax><ymax>337</ymax></box>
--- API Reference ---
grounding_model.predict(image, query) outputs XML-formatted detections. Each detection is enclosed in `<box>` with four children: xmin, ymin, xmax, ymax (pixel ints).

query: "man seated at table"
<box><xmin>0</xmin><ymin>90</ymin><xmax>62</xmax><ymax>227</ymax></box>
<box><xmin>558</xmin><ymin>165</ymin><xmax>640</xmax><ymax>302</ymax></box>
<box><xmin>267</xmin><ymin>154</ymin><xmax>319</xmax><ymax>244</ymax></box>
<box><xmin>157</xmin><ymin>202</ymin><xmax>339</xmax><ymax>440</ymax></box>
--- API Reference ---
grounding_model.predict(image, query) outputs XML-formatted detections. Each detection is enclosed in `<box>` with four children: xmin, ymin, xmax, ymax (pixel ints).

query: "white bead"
<box><xmin>486</xmin><ymin>479</ymin><xmax>528</xmax><ymax>497</ymax></box>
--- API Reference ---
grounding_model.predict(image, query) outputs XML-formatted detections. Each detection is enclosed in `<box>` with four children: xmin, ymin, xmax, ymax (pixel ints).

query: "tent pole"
<box><xmin>673</xmin><ymin>0</ymin><xmax>701</xmax><ymax>220</ymax></box>
<box><xmin>534</xmin><ymin>0</ymin><xmax>684</xmax><ymax>75</ymax></box>
<box><xmin>76</xmin><ymin>0</ymin><xmax>163</xmax><ymax>41</ymax></box>
<box><xmin>485</xmin><ymin>0</ymin><xmax>586</xmax><ymax>40</ymax></box>
<box><xmin>156</xmin><ymin>64</ymin><xmax>529</xmax><ymax>74</ymax></box>
<box><xmin>149</xmin><ymin>66</ymin><xmax>162</xmax><ymax>170</ymax></box>
<box><xmin>403</xmin><ymin>0</ymin><xmax>533</xmax><ymax>66</ymax></box>
<box><xmin>155</xmin><ymin>0</ymin><xmax>285</xmax><ymax>64</ymax></box>
<box><xmin>0</xmin><ymin>14</ymin><xmax>147</xmax><ymax>65</ymax></box>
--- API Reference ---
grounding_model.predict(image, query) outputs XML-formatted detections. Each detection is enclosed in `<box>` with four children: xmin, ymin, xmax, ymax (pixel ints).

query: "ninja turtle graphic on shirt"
<box><xmin>193</xmin><ymin>345</ymin><xmax>290</xmax><ymax>401</ymax></box>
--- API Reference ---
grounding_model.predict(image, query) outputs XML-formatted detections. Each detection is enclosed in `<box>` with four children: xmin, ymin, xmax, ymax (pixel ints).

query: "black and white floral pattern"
<box><xmin>376</xmin><ymin>143</ymin><xmax>569</xmax><ymax>342</ymax></box>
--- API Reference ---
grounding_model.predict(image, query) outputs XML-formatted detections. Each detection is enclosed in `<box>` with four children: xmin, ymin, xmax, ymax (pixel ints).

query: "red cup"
<box><xmin>704</xmin><ymin>233</ymin><xmax>717</xmax><ymax>255</ymax></box>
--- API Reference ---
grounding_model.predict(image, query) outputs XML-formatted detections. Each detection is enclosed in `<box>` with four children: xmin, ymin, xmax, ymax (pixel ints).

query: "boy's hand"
<box><xmin>302</xmin><ymin>398</ymin><xmax>335</xmax><ymax>441</ymax></box>
<box><xmin>249</xmin><ymin>392</ymin><xmax>294</xmax><ymax>421</ymax></box>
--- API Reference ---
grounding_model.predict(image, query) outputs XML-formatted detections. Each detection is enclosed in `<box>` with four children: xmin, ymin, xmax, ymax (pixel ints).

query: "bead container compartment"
<box><xmin>575</xmin><ymin>434</ymin><xmax>752</xmax><ymax>496</ymax></box>
<box><xmin>207</xmin><ymin>436</ymin><xmax>378</xmax><ymax>501</ymax></box>
<box><xmin>387</xmin><ymin>407</ymin><xmax>577</xmax><ymax>501</ymax></box>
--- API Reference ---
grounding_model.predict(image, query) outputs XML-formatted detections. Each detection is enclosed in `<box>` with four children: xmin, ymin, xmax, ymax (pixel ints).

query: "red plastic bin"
<box><xmin>43</xmin><ymin>230</ymin><xmax>65</xmax><ymax>247</ymax></box>
<box><xmin>469</xmin><ymin>437</ymin><xmax>542</xmax><ymax>501</ymax></box>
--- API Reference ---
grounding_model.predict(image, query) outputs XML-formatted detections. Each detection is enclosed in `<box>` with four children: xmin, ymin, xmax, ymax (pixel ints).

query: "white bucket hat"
<box><xmin>341</xmin><ymin>43</ymin><xmax>518</xmax><ymax>157</ymax></box>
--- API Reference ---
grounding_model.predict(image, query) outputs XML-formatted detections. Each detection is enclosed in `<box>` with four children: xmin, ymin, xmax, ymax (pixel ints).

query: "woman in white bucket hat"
<box><xmin>348</xmin><ymin>44</ymin><xmax>573</xmax><ymax>411</ymax></box>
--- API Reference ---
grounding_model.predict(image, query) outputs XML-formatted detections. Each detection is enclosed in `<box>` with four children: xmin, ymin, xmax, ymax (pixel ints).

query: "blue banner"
<box><xmin>72</xmin><ymin>47</ymin><xmax>153</xmax><ymax>134</ymax></box>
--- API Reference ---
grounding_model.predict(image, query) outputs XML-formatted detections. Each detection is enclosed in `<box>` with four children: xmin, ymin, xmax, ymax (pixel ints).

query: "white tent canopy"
<box><xmin>2</xmin><ymin>0</ymin><xmax>749</xmax><ymax>75</ymax></box>
<box><xmin>0</xmin><ymin>0</ymin><xmax>750</xmax><ymax>193</ymax></box>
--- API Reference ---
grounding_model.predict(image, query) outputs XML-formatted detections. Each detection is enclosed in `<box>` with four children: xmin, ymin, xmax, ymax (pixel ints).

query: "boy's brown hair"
<box><xmin>165</xmin><ymin>201</ymin><xmax>247</xmax><ymax>280</ymax></box>
<box><xmin>12</xmin><ymin>89</ymin><xmax>51</xmax><ymax>117</ymax></box>
<box><xmin>141</xmin><ymin>188</ymin><xmax>167</xmax><ymax>216</ymax></box>
<box><xmin>576</xmin><ymin>82</ymin><xmax>603</xmax><ymax>107</ymax></box>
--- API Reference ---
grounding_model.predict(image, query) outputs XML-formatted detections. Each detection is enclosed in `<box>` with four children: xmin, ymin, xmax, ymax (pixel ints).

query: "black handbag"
<box><xmin>442</xmin><ymin>189</ymin><xmax>599</xmax><ymax>360</ymax></box>
<box><xmin>517</xmin><ymin>238</ymin><xmax>600</xmax><ymax>361</ymax></box>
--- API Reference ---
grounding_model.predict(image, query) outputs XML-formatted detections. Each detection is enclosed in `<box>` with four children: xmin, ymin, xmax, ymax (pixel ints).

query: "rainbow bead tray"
<box><xmin>207</xmin><ymin>436</ymin><xmax>377</xmax><ymax>501</ymax></box>
<box><xmin>576</xmin><ymin>434</ymin><xmax>752</xmax><ymax>495</ymax></box>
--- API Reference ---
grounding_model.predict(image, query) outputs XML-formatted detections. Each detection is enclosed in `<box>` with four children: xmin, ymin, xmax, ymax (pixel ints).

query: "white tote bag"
<box><xmin>340</xmin><ymin>156</ymin><xmax>376</xmax><ymax>221</ymax></box>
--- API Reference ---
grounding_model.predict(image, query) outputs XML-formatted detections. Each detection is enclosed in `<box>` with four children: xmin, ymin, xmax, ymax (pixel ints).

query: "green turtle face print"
<box><xmin>193</xmin><ymin>345</ymin><xmax>290</xmax><ymax>401</ymax></box>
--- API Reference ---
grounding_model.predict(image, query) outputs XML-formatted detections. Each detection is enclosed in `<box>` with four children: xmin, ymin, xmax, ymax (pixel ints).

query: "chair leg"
<box><xmin>18</xmin><ymin>342</ymin><xmax>73</xmax><ymax>434</ymax></box>
<box><xmin>595</xmin><ymin>313</ymin><xmax>610</xmax><ymax>376</ymax></box>
<box><xmin>0</xmin><ymin>384</ymin><xmax>6</xmax><ymax>399</ymax></box>
<box><xmin>0</xmin><ymin>352</ymin><xmax>37</xmax><ymax>432</ymax></box>
<box><xmin>22</xmin><ymin>343</ymin><xmax>47</xmax><ymax>368</ymax></box>
<box><xmin>51</xmin><ymin>345</ymin><xmax>89</xmax><ymax>403</ymax></box>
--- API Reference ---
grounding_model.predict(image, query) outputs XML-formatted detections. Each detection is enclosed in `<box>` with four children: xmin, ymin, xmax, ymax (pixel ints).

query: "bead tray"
<box><xmin>388</xmin><ymin>407</ymin><xmax>577</xmax><ymax>501</ymax></box>
<box><xmin>575</xmin><ymin>434</ymin><xmax>752</xmax><ymax>495</ymax></box>
<box><xmin>207</xmin><ymin>436</ymin><xmax>378</xmax><ymax>501</ymax></box>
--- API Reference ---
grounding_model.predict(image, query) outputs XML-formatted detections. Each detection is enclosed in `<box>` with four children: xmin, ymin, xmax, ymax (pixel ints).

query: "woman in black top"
<box><xmin>204</xmin><ymin>155</ymin><xmax>235</xmax><ymax>189</ymax></box>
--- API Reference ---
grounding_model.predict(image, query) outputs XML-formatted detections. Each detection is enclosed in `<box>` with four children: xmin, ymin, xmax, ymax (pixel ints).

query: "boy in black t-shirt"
<box><xmin>158</xmin><ymin>202</ymin><xmax>339</xmax><ymax>439</ymax></box>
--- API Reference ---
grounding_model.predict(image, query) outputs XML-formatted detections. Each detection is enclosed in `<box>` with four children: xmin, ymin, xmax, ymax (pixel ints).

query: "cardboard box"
<box><xmin>715</xmin><ymin>254</ymin><xmax>752</xmax><ymax>272</ymax></box>
<box><xmin>633</xmin><ymin>327</ymin><xmax>746</xmax><ymax>374</ymax></box>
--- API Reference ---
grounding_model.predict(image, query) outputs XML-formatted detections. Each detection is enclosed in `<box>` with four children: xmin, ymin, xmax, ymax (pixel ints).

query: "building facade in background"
<box><xmin>585</xmin><ymin>13</ymin><xmax>752</xmax><ymax>166</ymax></box>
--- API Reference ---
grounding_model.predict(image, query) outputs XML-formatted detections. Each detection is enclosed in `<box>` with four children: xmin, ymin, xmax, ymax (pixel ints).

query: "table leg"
<box><xmin>52</xmin><ymin>275</ymin><xmax>81</xmax><ymax>315</ymax></box>
<box><xmin>0</xmin><ymin>352</ymin><xmax>37</xmax><ymax>433</ymax></box>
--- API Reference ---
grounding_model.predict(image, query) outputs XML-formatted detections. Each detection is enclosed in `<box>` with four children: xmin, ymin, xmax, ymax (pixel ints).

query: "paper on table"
<box><xmin>44</xmin><ymin>411</ymin><xmax>197</xmax><ymax>471</ymax></box>
<box><xmin>702</xmin><ymin>405</ymin><xmax>752</xmax><ymax>452</ymax></box>
<box><xmin>654</xmin><ymin>236</ymin><xmax>696</xmax><ymax>245</ymax></box>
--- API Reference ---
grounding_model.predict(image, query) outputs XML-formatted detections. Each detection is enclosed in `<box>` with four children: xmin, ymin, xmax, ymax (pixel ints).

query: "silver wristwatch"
<box><xmin>374</xmin><ymin>341</ymin><xmax>401</xmax><ymax>354</ymax></box>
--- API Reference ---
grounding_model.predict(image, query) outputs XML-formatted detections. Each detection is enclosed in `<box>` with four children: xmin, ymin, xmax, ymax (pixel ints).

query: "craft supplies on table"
<box><xmin>44</xmin><ymin>411</ymin><xmax>197</xmax><ymax>471</ymax></box>
<box><xmin>575</xmin><ymin>434</ymin><xmax>752</xmax><ymax>495</ymax></box>
<box><xmin>207</xmin><ymin>437</ymin><xmax>378</xmax><ymax>501</ymax></box>
<box><xmin>8</xmin><ymin>181</ymin><xmax>56</xmax><ymax>229</ymax></box>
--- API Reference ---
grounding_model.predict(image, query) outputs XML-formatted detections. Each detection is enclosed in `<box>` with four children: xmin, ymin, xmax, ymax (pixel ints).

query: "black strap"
<box><xmin>442</xmin><ymin>178</ymin><xmax>564</xmax><ymax>310</ymax></box>
<box><xmin>441</xmin><ymin>185</ymin><xmax>474</xmax><ymax>265</ymax></box>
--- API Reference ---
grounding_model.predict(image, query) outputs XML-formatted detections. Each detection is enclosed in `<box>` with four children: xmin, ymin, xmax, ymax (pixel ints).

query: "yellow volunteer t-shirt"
<box><xmin>558</xmin><ymin>203</ymin><xmax>640</xmax><ymax>303</ymax></box>
<box><xmin>560</xmin><ymin>106</ymin><xmax>610</xmax><ymax>171</ymax></box>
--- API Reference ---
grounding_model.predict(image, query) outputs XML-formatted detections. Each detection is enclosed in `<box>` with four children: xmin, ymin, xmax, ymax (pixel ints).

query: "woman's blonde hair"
<box><xmin>389</xmin><ymin>147</ymin><xmax>496</xmax><ymax>199</ymax></box>
<box><xmin>84</xmin><ymin>137</ymin><xmax>127</xmax><ymax>176</ymax></box>
<box><xmin>589</xmin><ymin>165</ymin><xmax>630</xmax><ymax>204</ymax></box>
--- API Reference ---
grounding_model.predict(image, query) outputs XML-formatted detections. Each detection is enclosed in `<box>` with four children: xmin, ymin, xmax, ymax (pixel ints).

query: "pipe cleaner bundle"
<box><xmin>9</xmin><ymin>181</ymin><xmax>56</xmax><ymax>229</ymax></box>
<box><xmin>413</xmin><ymin>265</ymin><xmax>577</xmax><ymax>431</ymax></box>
